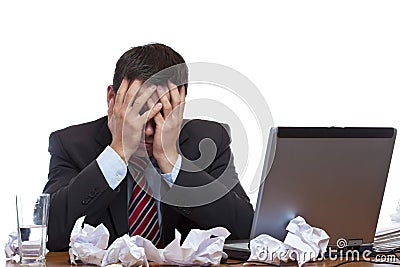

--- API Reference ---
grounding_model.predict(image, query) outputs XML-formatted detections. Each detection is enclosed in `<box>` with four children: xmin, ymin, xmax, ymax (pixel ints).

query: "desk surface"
<box><xmin>5</xmin><ymin>252</ymin><xmax>400</xmax><ymax>267</ymax></box>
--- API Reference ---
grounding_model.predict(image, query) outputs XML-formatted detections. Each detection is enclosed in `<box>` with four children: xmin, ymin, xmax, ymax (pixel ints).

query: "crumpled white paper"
<box><xmin>4</xmin><ymin>232</ymin><xmax>20</xmax><ymax>263</ymax></box>
<box><xmin>101</xmin><ymin>235</ymin><xmax>146</xmax><ymax>267</ymax></box>
<box><xmin>69</xmin><ymin>216</ymin><xmax>109</xmax><ymax>266</ymax></box>
<box><xmin>69</xmin><ymin>216</ymin><xmax>230</xmax><ymax>266</ymax></box>
<box><xmin>5</xmin><ymin>231</ymin><xmax>50</xmax><ymax>263</ymax></box>
<box><xmin>284</xmin><ymin>216</ymin><xmax>330</xmax><ymax>266</ymax></box>
<box><xmin>249</xmin><ymin>216</ymin><xmax>330</xmax><ymax>267</ymax></box>
<box><xmin>248</xmin><ymin>234</ymin><xmax>290</xmax><ymax>264</ymax></box>
<box><xmin>162</xmin><ymin>227</ymin><xmax>230</xmax><ymax>265</ymax></box>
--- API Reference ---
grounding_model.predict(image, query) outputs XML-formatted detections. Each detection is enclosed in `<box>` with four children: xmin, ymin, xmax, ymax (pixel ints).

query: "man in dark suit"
<box><xmin>43</xmin><ymin>43</ymin><xmax>254</xmax><ymax>252</ymax></box>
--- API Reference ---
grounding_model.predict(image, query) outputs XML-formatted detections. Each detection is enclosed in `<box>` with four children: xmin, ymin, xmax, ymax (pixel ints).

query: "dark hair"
<box><xmin>113</xmin><ymin>43</ymin><xmax>188</xmax><ymax>94</ymax></box>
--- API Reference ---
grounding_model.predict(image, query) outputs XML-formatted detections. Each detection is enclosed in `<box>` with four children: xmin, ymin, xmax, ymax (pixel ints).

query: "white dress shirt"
<box><xmin>96</xmin><ymin>145</ymin><xmax>182</xmax><ymax>190</ymax></box>
<box><xmin>96</xmin><ymin>146</ymin><xmax>182</xmax><ymax>227</ymax></box>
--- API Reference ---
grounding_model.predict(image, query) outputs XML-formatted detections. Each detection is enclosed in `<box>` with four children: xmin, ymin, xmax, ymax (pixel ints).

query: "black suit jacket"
<box><xmin>43</xmin><ymin>116</ymin><xmax>254</xmax><ymax>251</ymax></box>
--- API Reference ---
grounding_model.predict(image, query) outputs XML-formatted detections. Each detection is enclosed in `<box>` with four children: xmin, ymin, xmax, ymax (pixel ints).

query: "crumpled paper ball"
<box><xmin>4</xmin><ymin>232</ymin><xmax>20</xmax><ymax>262</ymax></box>
<box><xmin>248</xmin><ymin>216</ymin><xmax>329</xmax><ymax>267</ymax></box>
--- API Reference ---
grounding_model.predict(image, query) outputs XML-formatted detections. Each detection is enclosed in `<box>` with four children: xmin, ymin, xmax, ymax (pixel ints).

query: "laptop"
<box><xmin>224</xmin><ymin>127</ymin><xmax>397</xmax><ymax>259</ymax></box>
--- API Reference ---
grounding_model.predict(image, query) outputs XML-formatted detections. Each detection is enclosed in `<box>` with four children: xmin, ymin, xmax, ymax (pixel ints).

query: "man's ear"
<box><xmin>107</xmin><ymin>85</ymin><xmax>115</xmax><ymax>107</ymax></box>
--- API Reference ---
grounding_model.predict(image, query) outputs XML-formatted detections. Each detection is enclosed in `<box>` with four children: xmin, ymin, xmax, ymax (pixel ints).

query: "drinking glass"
<box><xmin>15</xmin><ymin>193</ymin><xmax>50</xmax><ymax>265</ymax></box>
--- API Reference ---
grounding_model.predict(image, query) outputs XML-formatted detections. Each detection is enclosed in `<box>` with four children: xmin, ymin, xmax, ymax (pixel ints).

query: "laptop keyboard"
<box><xmin>224</xmin><ymin>242</ymin><xmax>249</xmax><ymax>250</ymax></box>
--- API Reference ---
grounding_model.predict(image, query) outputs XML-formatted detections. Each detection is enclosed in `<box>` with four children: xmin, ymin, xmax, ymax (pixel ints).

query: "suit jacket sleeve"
<box><xmin>43</xmin><ymin>131</ymin><xmax>118</xmax><ymax>251</ymax></box>
<box><xmin>162</xmin><ymin>122</ymin><xmax>254</xmax><ymax>240</ymax></box>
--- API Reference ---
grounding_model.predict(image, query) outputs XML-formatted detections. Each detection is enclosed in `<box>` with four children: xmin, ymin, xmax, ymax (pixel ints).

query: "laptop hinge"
<box><xmin>347</xmin><ymin>239</ymin><xmax>363</xmax><ymax>247</ymax></box>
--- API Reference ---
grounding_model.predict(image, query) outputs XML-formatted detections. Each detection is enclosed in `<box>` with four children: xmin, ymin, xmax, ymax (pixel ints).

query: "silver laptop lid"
<box><xmin>251</xmin><ymin>127</ymin><xmax>396</xmax><ymax>246</ymax></box>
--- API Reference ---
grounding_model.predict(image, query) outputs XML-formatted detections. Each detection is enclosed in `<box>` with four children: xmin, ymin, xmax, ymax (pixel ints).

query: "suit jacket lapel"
<box><xmin>109</xmin><ymin>179</ymin><xmax>129</xmax><ymax>237</ymax></box>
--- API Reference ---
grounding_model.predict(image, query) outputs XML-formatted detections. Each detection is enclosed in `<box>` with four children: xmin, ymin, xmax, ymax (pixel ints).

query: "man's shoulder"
<box><xmin>50</xmin><ymin>116</ymin><xmax>108</xmax><ymax>140</ymax></box>
<box><xmin>181</xmin><ymin>119</ymin><xmax>231</xmax><ymax>138</ymax></box>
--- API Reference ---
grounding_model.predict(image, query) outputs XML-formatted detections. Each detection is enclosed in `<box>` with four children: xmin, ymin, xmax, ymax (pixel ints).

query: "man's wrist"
<box><xmin>156</xmin><ymin>151</ymin><xmax>179</xmax><ymax>174</ymax></box>
<box><xmin>110</xmin><ymin>142</ymin><xmax>126</xmax><ymax>163</ymax></box>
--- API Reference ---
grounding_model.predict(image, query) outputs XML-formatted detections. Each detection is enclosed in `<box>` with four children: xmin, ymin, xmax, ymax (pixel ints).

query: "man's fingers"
<box><xmin>146</xmin><ymin>97</ymin><xmax>155</xmax><ymax>110</ymax></box>
<box><xmin>153</xmin><ymin>112</ymin><xmax>165</xmax><ymax>125</ymax></box>
<box><xmin>168</xmin><ymin>80</ymin><xmax>181</xmax><ymax>110</ymax></box>
<box><xmin>179</xmin><ymin>85</ymin><xmax>186</xmax><ymax>101</ymax></box>
<box><xmin>107</xmin><ymin>98</ymin><xmax>115</xmax><ymax>121</ymax></box>
<box><xmin>156</xmin><ymin>85</ymin><xmax>169</xmax><ymax>97</ymax></box>
<box><xmin>131</xmin><ymin>85</ymin><xmax>157</xmax><ymax>114</ymax></box>
<box><xmin>157</xmin><ymin>86</ymin><xmax>172</xmax><ymax>117</ymax></box>
<box><xmin>114</xmin><ymin>78</ymin><xmax>129</xmax><ymax>110</ymax></box>
<box><xmin>142</xmin><ymin>103</ymin><xmax>162</xmax><ymax>122</ymax></box>
<box><xmin>149</xmin><ymin>90</ymin><xmax>159</xmax><ymax>107</ymax></box>
<box><xmin>178</xmin><ymin>85</ymin><xmax>186</xmax><ymax>117</ymax></box>
<box><xmin>122</xmin><ymin>79</ymin><xmax>143</xmax><ymax>111</ymax></box>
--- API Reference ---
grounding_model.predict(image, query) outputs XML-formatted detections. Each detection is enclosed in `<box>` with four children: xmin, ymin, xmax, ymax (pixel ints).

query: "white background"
<box><xmin>0</xmin><ymin>0</ymin><xmax>399</xmax><ymax>254</ymax></box>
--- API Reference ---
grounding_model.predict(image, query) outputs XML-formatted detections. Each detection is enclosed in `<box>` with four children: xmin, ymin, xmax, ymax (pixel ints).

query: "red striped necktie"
<box><xmin>128</xmin><ymin>156</ymin><xmax>161</xmax><ymax>247</ymax></box>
